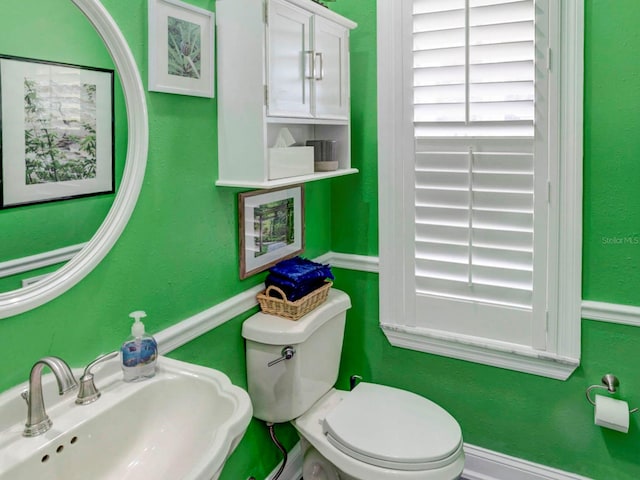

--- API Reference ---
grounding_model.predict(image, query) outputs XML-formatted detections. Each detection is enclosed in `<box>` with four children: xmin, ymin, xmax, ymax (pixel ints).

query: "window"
<box><xmin>377</xmin><ymin>0</ymin><xmax>583</xmax><ymax>379</ymax></box>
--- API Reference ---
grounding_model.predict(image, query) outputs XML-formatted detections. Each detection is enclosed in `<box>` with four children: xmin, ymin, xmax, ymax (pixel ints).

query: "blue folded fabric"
<box><xmin>265</xmin><ymin>257</ymin><xmax>333</xmax><ymax>301</ymax></box>
<box><xmin>268</xmin><ymin>257</ymin><xmax>334</xmax><ymax>283</ymax></box>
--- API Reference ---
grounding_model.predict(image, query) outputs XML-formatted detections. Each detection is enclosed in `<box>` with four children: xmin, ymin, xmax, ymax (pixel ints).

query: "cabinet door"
<box><xmin>313</xmin><ymin>16</ymin><xmax>349</xmax><ymax>120</ymax></box>
<box><xmin>266</xmin><ymin>0</ymin><xmax>313</xmax><ymax>118</ymax></box>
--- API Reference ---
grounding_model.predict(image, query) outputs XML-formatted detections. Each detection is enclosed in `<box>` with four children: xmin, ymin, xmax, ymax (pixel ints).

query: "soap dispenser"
<box><xmin>121</xmin><ymin>310</ymin><xmax>158</xmax><ymax>382</ymax></box>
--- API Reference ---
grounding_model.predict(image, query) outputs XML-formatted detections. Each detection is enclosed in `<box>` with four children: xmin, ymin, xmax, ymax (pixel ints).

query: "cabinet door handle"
<box><xmin>305</xmin><ymin>50</ymin><xmax>315</xmax><ymax>79</ymax></box>
<box><xmin>315</xmin><ymin>52</ymin><xmax>324</xmax><ymax>80</ymax></box>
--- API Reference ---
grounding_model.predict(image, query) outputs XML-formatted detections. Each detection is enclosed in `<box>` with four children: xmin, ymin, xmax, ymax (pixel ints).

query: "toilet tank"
<box><xmin>242</xmin><ymin>289</ymin><xmax>351</xmax><ymax>423</ymax></box>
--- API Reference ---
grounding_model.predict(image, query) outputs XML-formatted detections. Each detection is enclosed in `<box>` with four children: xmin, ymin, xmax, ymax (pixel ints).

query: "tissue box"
<box><xmin>268</xmin><ymin>147</ymin><xmax>314</xmax><ymax>180</ymax></box>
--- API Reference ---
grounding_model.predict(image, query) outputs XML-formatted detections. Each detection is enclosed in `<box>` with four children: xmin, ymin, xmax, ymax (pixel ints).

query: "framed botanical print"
<box><xmin>148</xmin><ymin>0</ymin><xmax>215</xmax><ymax>98</ymax></box>
<box><xmin>0</xmin><ymin>55</ymin><xmax>114</xmax><ymax>208</ymax></box>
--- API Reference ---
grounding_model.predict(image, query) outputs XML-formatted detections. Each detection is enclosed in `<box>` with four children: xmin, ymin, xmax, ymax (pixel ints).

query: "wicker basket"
<box><xmin>257</xmin><ymin>281</ymin><xmax>333</xmax><ymax>320</ymax></box>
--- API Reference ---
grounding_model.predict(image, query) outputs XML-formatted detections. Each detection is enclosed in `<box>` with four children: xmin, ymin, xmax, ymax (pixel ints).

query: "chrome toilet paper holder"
<box><xmin>585</xmin><ymin>374</ymin><xmax>638</xmax><ymax>413</ymax></box>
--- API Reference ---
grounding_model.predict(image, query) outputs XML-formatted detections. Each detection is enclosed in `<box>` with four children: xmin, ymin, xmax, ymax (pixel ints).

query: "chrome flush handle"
<box><xmin>267</xmin><ymin>346</ymin><xmax>296</xmax><ymax>367</ymax></box>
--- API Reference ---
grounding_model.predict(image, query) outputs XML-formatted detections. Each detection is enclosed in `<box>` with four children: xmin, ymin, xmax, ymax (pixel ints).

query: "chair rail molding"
<box><xmin>0</xmin><ymin>243</ymin><xmax>86</xmax><ymax>280</ymax></box>
<box><xmin>155</xmin><ymin>283</ymin><xmax>264</xmax><ymax>355</ymax></box>
<box><xmin>154</xmin><ymin>252</ymin><xmax>377</xmax><ymax>354</ymax></box>
<box><xmin>308</xmin><ymin>252</ymin><xmax>640</xmax><ymax>329</ymax></box>
<box><xmin>153</xmin><ymin>252</ymin><xmax>640</xmax><ymax>358</ymax></box>
<box><xmin>313</xmin><ymin>251</ymin><xmax>379</xmax><ymax>272</ymax></box>
<box><xmin>581</xmin><ymin>300</ymin><xmax>640</xmax><ymax>328</ymax></box>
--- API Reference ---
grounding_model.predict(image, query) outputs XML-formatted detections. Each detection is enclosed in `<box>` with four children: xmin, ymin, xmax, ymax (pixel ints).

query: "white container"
<box><xmin>268</xmin><ymin>146</ymin><xmax>314</xmax><ymax>180</ymax></box>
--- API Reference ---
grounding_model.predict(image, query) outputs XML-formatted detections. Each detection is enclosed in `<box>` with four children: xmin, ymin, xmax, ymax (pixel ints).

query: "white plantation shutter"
<box><xmin>378</xmin><ymin>0</ymin><xmax>583</xmax><ymax>378</ymax></box>
<box><xmin>410</xmin><ymin>0</ymin><xmax>547</xmax><ymax>346</ymax></box>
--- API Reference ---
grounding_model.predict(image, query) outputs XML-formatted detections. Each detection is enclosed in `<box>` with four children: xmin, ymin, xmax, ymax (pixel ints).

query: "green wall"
<box><xmin>2</xmin><ymin>0</ymin><xmax>640</xmax><ymax>479</ymax></box>
<box><xmin>583</xmin><ymin>0</ymin><xmax>640</xmax><ymax>303</ymax></box>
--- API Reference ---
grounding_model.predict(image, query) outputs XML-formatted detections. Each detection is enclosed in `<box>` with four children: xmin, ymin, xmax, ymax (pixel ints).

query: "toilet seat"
<box><xmin>322</xmin><ymin>383</ymin><xmax>463</xmax><ymax>471</ymax></box>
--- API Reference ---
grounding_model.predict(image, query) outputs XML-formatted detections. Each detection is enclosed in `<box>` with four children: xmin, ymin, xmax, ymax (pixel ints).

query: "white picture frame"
<box><xmin>148</xmin><ymin>0</ymin><xmax>215</xmax><ymax>98</ymax></box>
<box><xmin>0</xmin><ymin>55</ymin><xmax>114</xmax><ymax>208</ymax></box>
<box><xmin>238</xmin><ymin>185</ymin><xmax>305</xmax><ymax>279</ymax></box>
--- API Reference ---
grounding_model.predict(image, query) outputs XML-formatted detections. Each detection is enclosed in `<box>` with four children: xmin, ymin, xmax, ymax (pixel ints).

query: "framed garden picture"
<box><xmin>148</xmin><ymin>0</ymin><xmax>215</xmax><ymax>98</ymax></box>
<box><xmin>239</xmin><ymin>185</ymin><xmax>305</xmax><ymax>279</ymax></box>
<box><xmin>0</xmin><ymin>55</ymin><xmax>114</xmax><ymax>208</ymax></box>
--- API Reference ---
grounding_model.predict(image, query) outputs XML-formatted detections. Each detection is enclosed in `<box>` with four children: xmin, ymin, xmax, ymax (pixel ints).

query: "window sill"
<box><xmin>381</xmin><ymin>323</ymin><xmax>579</xmax><ymax>380</ymax></box>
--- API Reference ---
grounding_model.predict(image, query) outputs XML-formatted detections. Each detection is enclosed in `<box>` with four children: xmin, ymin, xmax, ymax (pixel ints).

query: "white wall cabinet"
<box><xmin>266</xmin><ymin>0</ymin><xmax>350</xmax><ymax>120</ymax></box>
<box><xmin>216</xmin><ymin>0</ymin><xmax>357</xmax><ymax>188</ymax></box>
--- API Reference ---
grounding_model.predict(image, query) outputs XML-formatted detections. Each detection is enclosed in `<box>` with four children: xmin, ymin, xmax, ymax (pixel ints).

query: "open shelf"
<box><xmin>215</xmin><ymin>168</ymin><xmax>359</xmax><ymax>189</ymax></box>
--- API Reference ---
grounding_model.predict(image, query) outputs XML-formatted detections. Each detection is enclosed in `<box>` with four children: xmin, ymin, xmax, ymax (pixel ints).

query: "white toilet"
<box><xmin>242</xmin><ymin>288</ymin><xmax>464</xmax><ymax>480</ymax></box>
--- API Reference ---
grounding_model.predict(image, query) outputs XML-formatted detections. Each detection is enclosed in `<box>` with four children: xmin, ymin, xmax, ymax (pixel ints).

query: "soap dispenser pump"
<box><xmin>121</xmin><ymin>310</ymin><xmax>158</xmax><ymax>382</ymax></box>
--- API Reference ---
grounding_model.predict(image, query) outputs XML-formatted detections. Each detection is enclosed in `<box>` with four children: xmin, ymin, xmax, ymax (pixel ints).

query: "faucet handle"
<box><xmin>75</xmin><ymin>351</ymin><xmax>118</xmax><ymax>405</ymax></box>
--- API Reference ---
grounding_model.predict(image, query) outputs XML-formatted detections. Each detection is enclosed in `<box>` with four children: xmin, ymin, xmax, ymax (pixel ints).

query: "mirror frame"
<box><xmin>0</xmin><ymin>0</ymin><xmax>148</xmax><ymax>319</ymax></box>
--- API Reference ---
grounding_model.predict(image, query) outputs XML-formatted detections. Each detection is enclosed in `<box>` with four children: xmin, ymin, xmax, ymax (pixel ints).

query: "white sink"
<box><xmin>0</xmin><ymin>356</ymin><xmax>252</xmax><ymax>480</ymax></box>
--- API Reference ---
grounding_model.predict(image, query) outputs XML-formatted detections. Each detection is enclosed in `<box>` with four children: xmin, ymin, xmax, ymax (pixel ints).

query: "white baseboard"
<box><xmin>462</xmin><ymin>444</ymin><xmax>591</xmax><ymax>480</ymax></box>
<box><xmin>264</xmin><ymin>442</ymin><xmax>589</xmax><ymax>480</ymax></box>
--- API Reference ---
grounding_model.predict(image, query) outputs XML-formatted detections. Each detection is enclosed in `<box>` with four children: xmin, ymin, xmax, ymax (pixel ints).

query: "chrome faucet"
<box><xmin>76</xmin><ymin>351</ymin><xmax>119</xmax><ymax>405</ymax></box>
<box><xmin>23</xmin><ymin>356</ymin><xmax>78</xmax><ymax>437</ymax></box>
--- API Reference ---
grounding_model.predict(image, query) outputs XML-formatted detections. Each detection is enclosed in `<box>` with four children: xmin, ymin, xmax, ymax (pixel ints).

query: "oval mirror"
<box><xmin>0</xmin><ymin>0</ymin><xmax>148</xmax><ymax>319</ymax></box>
<box><xmin>0</xmin><ymin>0</ymin><xmax>126</xmax><ymax>295</ymax></box>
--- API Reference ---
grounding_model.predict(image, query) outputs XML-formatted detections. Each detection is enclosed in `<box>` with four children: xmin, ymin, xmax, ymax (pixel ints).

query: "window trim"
<box><xmin>377</xmin><ymin>0</ymin><xmax>583</xmax><ymax>380</ymax></box>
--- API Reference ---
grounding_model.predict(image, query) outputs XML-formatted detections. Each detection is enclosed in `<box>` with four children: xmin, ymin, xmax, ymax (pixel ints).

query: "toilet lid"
<box><xmin>322</xmin><ymin>383</ymin><xmax>462</xmax><ymax>471</ymax></box>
